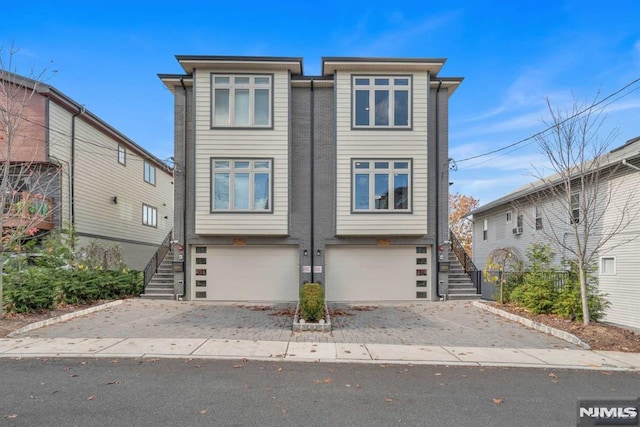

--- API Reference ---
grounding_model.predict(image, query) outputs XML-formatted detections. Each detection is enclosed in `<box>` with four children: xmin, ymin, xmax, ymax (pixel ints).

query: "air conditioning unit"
<box><xmin>512</xmin><ymin>227</ymin><xmax>523</xmax><ymax>235</ymax></box>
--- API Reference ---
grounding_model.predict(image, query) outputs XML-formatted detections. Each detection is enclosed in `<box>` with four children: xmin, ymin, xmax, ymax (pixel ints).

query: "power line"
<box><xmin>454</xmin><ymin>76</ymin><xmax>640</xmax><ymax>165</ymax></box>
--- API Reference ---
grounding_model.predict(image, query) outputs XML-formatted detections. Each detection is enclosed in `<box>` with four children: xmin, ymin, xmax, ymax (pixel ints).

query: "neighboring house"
<box><xmin>159</xmin><ymin>55</ymin><xmax>462</xmax><ymax>302</ymax></box>
<box><xmin>0</xmin><ymin>71</ymin><xmax>173</xmax><ymax>270</ymax></box>
<box><xmin>471</xmin><ymin>136</ymin><xmax>640</xmax><ymax>330</ymax></box>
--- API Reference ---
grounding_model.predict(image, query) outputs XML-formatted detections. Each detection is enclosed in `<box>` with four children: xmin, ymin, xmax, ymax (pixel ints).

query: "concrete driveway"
<box><xmin>16</xmin><ymin>299</ymin><xmax>579</xmax><ymax>350</ymax></box>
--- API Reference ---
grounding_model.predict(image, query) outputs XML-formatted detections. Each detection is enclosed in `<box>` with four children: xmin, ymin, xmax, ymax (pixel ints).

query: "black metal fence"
<box><xmin>482</xmin><ymin>270</ymin><xmax>570</xmax><ymax>291</ymax></box>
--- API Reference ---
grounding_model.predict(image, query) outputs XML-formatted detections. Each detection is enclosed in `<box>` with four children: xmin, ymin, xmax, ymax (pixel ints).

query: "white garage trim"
<box><xmin>191</xmin><ymin>245</ymin><xmax>298</xmax><ymax>301</ymax></box>
<box><xmin>325</xmin><ymin>245</ymin><xmax>431</xmax><ymax>302</ymax></box>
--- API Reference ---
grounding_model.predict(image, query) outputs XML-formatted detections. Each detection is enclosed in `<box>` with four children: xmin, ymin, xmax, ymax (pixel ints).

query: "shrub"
<box><xmin>3</xmin><ymin>267</ymin><xmax>58</xmax><ymax>313</ymax></box>
<box><xmin>299</xmin><ymin>283</ymin><xmax>325</xmax><ymax>322</ymax></box>
<box><xmin>552</xmin><ymin>263</ymin><xmax>609</xmax><ymax>322</ymax></box>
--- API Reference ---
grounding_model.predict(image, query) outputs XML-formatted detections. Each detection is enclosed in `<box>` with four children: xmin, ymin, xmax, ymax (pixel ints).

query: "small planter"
<box><xmin>293</xmin><ymin>303</ymin><xmax>331</xmax><ymax>332</ymax></box>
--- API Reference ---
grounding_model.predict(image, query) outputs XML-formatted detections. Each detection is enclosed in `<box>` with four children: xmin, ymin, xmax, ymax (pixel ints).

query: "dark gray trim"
<box><xmin>350</xmin><ymin>74</ymin><xmax>414</xmax><ymax>130</ymax></box>
<box><xmin>209</xmin><ymin>157</ymin><xmax>275</xmax><ymax>214</ymax></box>
<box><xmin>349</xmin><ymin>158</ymin><xmax>413</xmax><ymax>214</ymax></box>
<box><xmin>143</xmin><ymin>160</ymin><xmax>157</xmax><ymax>186</ymax></box>
<box><xmin>142</xmin><ymin>203</ymin><xmax>159</xmax><ymax>228</ymax></box>
<box><xmin>322</xmin><ymin>56</ymin><xmax>447</xmax><ymax>65</ymax></box>
<box><xmin>209</xmin><ymin>73</ymin><xmax>275</xmax><ymax>130</ymax></box>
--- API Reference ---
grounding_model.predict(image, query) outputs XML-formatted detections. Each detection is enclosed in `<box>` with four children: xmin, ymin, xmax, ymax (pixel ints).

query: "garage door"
<box><xmin>325</xmin><ymin>246</ymin><xmax>430</xmax><ymax>302</ymax></box>
<box><xmin>191</xmin><ymin>246</ymin><xmax>298</xmax><ymax>301</ymax></box>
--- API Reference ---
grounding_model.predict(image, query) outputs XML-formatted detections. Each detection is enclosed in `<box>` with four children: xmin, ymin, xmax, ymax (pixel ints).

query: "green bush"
<box><xmin>552</xmin><ymin>264</ymin><xmax>609</xmax><ymax>322</ymax></box>
<box><xmin>510</xmin><ymin>272</ymin><xmax>557</xmax><ymax>314</ymax></box>
<box><xmin>299</xmin><ymin>283</ymin><xmax>325</xmax><ymax>322</ymax></box>
<box><xmin>3</xmin><ymin>267</ymin><xmax>59</xmax><ymax>313</ymax></box>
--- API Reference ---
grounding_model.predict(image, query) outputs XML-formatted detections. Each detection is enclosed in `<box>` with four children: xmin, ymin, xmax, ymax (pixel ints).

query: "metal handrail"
<box><xmin>449</xmin><ymin>229</ymin><xmax>481</xmax><ymax>294</ymax></box>
<box><xmin>143</xmin><ymin>230</ymin><xmax>173</xmax><ymax>290</ymax></box>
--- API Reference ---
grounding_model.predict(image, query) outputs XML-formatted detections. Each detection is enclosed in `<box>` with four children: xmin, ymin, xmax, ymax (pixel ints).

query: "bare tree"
<box><xmin>0</xmin><ymin>45</ymin><xmax>61</xmax><ymax>317</ymax></box>
<box><xmin>484</xmin><ymin>247</ymin><xmax>522</xmax><ymax>304</ymax></box>
<box><xmin>519</xmin><ymin>96</ymin><xmax>640</xmax><ymax>325</ymax></box>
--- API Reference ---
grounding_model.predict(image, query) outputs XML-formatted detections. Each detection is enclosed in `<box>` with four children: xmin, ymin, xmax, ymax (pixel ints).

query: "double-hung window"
<box><xmin>212</xmin><ymin>75</ymin><xmax>272</xmax><ymax>127</ymax></box>
<box><xmin>353</xmin><ymin>76</ymin><xmax>411</xmax><ymax>128</ymax></box>
<box><xmin>118</xmin><ymin>145</ymin><xmax>126</xmax><ymax>165</ymax></box>
<box><xmin>144</xmin><ymin>161</ymin><xmax>156</xmax><ymax>185</ymax></box>
<box><xmin>212</xmin><ymin>159</ymin><xmax>272</xmax><ymax>212</ymax></box>
<box><xmin>535</xmin><ymin>205</ymin><xmax>543</xmax><ymax>230</ymax></box>
<box><xmin>352</xmin><ymin>159</ymin><xmax>411</xmax><ymax>212</ymax></box>
<box><xmin>571</xmin><ymin>192</ymin><xmax>580</xmax><ymax>224</ymax></box>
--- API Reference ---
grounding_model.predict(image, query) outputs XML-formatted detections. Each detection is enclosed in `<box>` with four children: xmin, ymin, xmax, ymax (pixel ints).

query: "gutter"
<box><xmin>176</xmin><ymin>75</ymin><xmax>188</xmax><ymax>300</ymax></box>
<box><xmin>621</xmin><ymin>158</ymin><xmax>640</xmax><ymax>172</ymax></box>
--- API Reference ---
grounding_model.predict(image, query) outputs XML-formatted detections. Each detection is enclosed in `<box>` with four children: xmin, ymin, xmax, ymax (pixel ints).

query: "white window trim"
<box><xmin>599</xmin><ymin>256</ymin><xmax>616</xmax><ymax>275</ymax></box>
<box><xmin>144</xmin><ymin>161</ymin><xmax>156</xmax><ymax>185</ymax></box>
<box><xmin>571</xmin><ymin>192</ymin><xmax>580</xmax><ymax>224</ymax></box>
<box><xmin>211</xmin><ymin>158</ymin><xmax>273</xmax><ymax>212</ymax></box>
<box><xmin>142</xmin><ymin>203</ymin><xmax>158</xmax><ymax>228</ymax></box>
<box><xmin>352</xmin><ymin>75</ymin><xmax>412</xmax><ymax>129</ymax></box>
<box><xmin>482</xmin><ymin>218</ymin><xmax>488</xmax><ymax>240</ymax></box>
<box><xmin>534</xmin><ymin>205</ymin><xmax>543</xmax><ymax>230</ymax></box>
<box><xmin>351</xmin><ymin>159</ymin><xmax>412</xmax><ymax>212</ymax></box>
<box><xmin>211</xmin><ymin>74</ymin><xmax>272</xmax><ymax>128</ymax></box>
<box><xmin>118</xmin><ymin>145</ymin><xmax>126</xmax><ymax>165</ymax></box>
<box><xmin>506</xmin><ymin>211</ymin><xmax>512</xmax><ymax>223</ymax></box>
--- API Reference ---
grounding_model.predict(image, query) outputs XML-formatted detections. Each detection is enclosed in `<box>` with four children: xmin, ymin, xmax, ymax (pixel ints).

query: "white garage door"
<box><xmin>325</xmin><ymin>246</ymin><xmax>430</xmax><ymax>302</ymax></box>
<box><xmin>191</xmin><ymin>246</ymin><xmax>298</xmax><ymax>301</ymax></box>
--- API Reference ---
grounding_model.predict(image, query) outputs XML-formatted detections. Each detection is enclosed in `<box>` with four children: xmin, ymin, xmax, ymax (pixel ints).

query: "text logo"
<box><xmin>578</xmin><ymin>398</ymin><xmax>639</xmax><ymax>426</ymax></box>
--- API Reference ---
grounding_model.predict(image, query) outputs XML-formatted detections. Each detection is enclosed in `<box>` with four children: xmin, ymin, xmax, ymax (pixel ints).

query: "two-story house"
<box><xmin>159</xmin><ymin>56</ymin><xmax>462</xmax><ymax>302</ymax></box>
<box><xmin>471</xmin><ymin>136</ymin><xmax>640</xmax><ymax>330</ymax></box>
<box><xmin>0</xmin><ymin>71</ymin><xmax>173</xmax><ymax>270</ymax></box>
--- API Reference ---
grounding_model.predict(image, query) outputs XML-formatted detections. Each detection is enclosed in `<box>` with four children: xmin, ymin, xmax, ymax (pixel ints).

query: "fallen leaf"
<box><xmin>281</xmin><ymin>409</ymin><xmax>288</xmax><ymax>414</ymax></box>
<box><xmin>277</xmin><ymin>367</ymin><xmax>283</xmax><ymax>372</ymax></box>
<box><xmin>4</xmin><ymin>415</ymin><xmax>17</xmax><ymax>419</ymax></box>
<box><xmin>87</xmin><ymin>395</ymin><xmax>96</xmax><ymax>401</ymax></box>
<box><xmin>548</xmin><ymin>373</ymin><xmax>558</xmax><ymax>379</ymax></box>
<box><xmin>233</xmin><ymin>364</ymin><xmax>244</xmax><ymax>369</ymax></box>
<box><xmin>385</xmin><ymin>398</ymin><xmax>394</xmax><ymax>403</ymax></box>
<box><xmin>200</xmin><ymin>409</ymin><xmax>208</xmax><ymax>414</ymax></box>
<box><xmin>493</xmin><ymin>398</ymin><xmax>503</xmax><ymax>405</ymax></box>
<box><xmin>105</xmin><ymin>380</ymin><xmax>122</xmax><ymax>385</ymax></box>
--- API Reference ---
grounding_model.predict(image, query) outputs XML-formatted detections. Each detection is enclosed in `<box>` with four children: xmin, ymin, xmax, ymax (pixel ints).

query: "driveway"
<box><xmin>16</xmin><ymin>299</ymin><xmax>579</xmax><ymax>350</ymax></box>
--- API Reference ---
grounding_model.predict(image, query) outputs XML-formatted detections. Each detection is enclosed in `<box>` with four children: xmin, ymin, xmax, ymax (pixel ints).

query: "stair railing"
<box><xmin>143</xmin><ymin>230</ymin><xmax>173</xmax><ymax>290</ymax></box>
<box><xmin>449</xmin><ymin>229</ymin><xmax>481</xmax><ymax>294</ymax></box>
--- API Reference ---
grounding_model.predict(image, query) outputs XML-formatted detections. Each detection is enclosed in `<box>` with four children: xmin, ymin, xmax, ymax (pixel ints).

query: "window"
<box><xmin>142</xmin><ymin>204</ymin><xmax>157</xmax><ymax>227</ymax></box>
<box><xmin>483</xmin><ymin>219</ymin><xmax>488</xmax><ymax>240</ymax></box>
<box><xmin>118</xmin><ymin>145</ymin><xmax>126</xmax><ymax>165</ymax></box>
<box><xmin>352</xmin><ymin>159</ymin><xmax>411</xmax><ymax>212</ymax></box>
<box><xmin>535</xmin><ymin>206</ymin><xmax>543</xmax><ymax>230</ymax></box>
<box><xmin>506</xmin><ymin>211</ymin><xmax>512</xmax><ymax>223</ymax></box>
<box><xmin>600</xmin><ymin>257</ymin><xmax>616</xmax><ymax>275</ymax></box>
<box><xmin>144</xmin><ymin>161</ymin><xmax>156</xmax><ymax>185</ymax></box>
<box><xmin>212</xmin><ymin>75</ymin><xmax>272</xmax><ymax>127</ymax></box>
<box><xmin>212</xmin><ymin>159</ymin><xmax>272</xmax><ymax>212</ymax></box>
<box><xmin>353</xmin><ymin>76</ymin><xmax>411</xmax><ymax>128</ymax></box>
<box><xmin>571</xmin><ymin>192</ymin><xmax>580</xmax><ymax>224</ymax></box>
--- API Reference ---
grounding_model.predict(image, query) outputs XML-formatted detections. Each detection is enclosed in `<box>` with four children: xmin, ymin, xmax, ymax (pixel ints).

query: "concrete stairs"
<box><xmin>446</xmin><ymin>250</ymin><xmax>480</xmax><ymax>301</ymax></box>
<box><xmin>140</xmin><ymin>251</ymin><xmax>175</xmax><ymax>300</ymax></box>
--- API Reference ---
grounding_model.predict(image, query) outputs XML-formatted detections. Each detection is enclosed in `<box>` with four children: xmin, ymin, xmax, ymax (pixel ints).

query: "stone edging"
<box><xmin>292</xmin><ymin>303</ymin><xmax>331</xmax><ymax>332</ymax></box>
<box><xmin>473</xmin><ymin>300</ymin><xmax>591</xmax><ymax>350</ymax></box>
<box><xmin>7</xmin><ymin>299</ymin><xmax>126</xmax><ymax>338</ymax></box>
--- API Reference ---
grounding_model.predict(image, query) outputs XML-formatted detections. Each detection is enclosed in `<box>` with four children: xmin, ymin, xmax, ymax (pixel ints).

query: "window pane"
<box><xmin>374</xmin><ymin>90</ymin><xmax>389</xmax><ymax>126</ymax></box>
<box><xmin>234</xmin><ymin>173</ymin><xmax>250</xmax><ymax>209</ymax></box>
<box><xmin>214</xmin><ymin>89</ymin><xmax>230</xmax><ymax>125</ymax></box>
<box><xmin>355</xmin><ymin>78</ymin><xmax>369</xmax><ymax>85</ymax></box>
<box><xmin>254</xmin><ymin>161</ymin><xmax>270</xmax><ymax>169</ymax></box>
<box><xmin>374</xmin><ymin>174</ymin><xmax>389</xmax><ymax>209</ymax></box>
<box><xmin>215</xmin><ymin>76</ymin><xmax>229</xmax><ymax>84</ymax></box>
<box><xmin>234</xmin><ymin>89</ymin><xmax>249</xmax><ymax>125</ymax></box>
<box><xmin>394</xmin><ymin>161</ymin><xmax>409</xmax><ymax>169</ymax></box>
<box><xmin>235</xmin><ymin>77</ymin><xmax>250</xmax><ymax>84</ymax></box>
<box><xmin>254</xmin><ymin>77</ymin><xmax>270</xmax><ymax>85</ymax></box>
<box><xmin>214</xmin><ymin>173</ymin><xmax>229</xmax><ymax>209</ymax></box>
<box><xmin>355</xmin><ymin>90</ymin><xmax>369</xmax><ymax>126</ymax></box>
<box><xmin>394</xmin><ymin>173</ymin><xmax>408</xmax><ymax>209</ymax></box>
<box><xmin>254</xmin><ymin>173</ymin><xmax>269</xmax><ymax>210</ymax></box>
<box><xmin>213</xmin><ymin>161</ymin><xmax>229</xmax><ymax>169</ymax></box>
<box><xmin>254</xmin><ymin>89</ymin><xmax>269</xmax><ymax>126</ymax></box>
<box><xmin>394</xmin><ymin>90</ymin><xmax>409</xmax><ymax>126</ymax></box>
<box><xmin>355</xmin><ymin>174</ymin><xmax>369</xmax><ymax>209</ymax></box>
<box><xmin>394</xmin><ymin>78</ymin><xmax>409</xmax><ymax>85</ymax></box>
<box><xmin>374</xmin><ymin>78</ymin><xmax>389</xmax><ymax>85</ymax></box>
<box><xmin>374</xmin><ymin>162</ymin><xmax>389</xmax><ymax>169</ymax></box>
<box><xmin>234</xmin><ymin>161</ymin><xmax>250</xmax><ymax>168</ymax></box>
<box><xmin>354</xmin><ymin>161</ymin><xmax>369</xmax><ymax>169</ymax></box>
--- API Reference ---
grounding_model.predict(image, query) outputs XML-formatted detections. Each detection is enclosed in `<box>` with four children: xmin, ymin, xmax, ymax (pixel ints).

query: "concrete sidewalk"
<box><xmin>0</xmin><ymin>299</ymin><xmax>638</xmax><ymax>371</ymax></box>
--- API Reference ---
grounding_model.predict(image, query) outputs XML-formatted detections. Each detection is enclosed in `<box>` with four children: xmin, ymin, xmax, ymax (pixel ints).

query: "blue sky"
<box><xmin>3</xmin><ymin>0</ymin><xmax>640</xmax><ymax>205</ymax></box>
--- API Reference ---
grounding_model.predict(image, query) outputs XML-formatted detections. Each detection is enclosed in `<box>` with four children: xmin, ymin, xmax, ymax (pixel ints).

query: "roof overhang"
<box><xmin>322</xmin><ymin>57</ymin><xmax>446</xmax><ymax>76</ymax></box>
<box><xmin>158</xmin><ymin>74</ymin><xmax>193</xmax><ymax>93</ymax></box>
<box><xmin>175</xmin><ymin>55</ymin><xmax>303</xmax><ymax>75</ymax></box>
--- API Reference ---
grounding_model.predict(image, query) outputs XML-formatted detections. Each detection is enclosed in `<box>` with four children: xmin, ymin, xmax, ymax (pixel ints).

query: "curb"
<box><xmin>473</xmin><ymin>300</ymin><xmax>591</xmax><ymax>349</ymax></box>
<box><xmin>7</xmin><ymin>299</ymin><xmax>125</xmax><ymax>338</ymax></box>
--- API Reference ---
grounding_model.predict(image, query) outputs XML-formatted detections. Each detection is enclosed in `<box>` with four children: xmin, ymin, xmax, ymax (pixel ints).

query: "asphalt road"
<box><xmin>0</xmin><ymin>358</ymin><xmax>637</xmax><ymax>426</ymax></box>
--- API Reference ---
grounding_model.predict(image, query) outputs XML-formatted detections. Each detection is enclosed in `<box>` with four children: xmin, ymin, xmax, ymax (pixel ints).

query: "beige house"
<box><xmin>0</xmin><ymin>71</ymin><xmax>173</xmax><ymax>270</ymax></box>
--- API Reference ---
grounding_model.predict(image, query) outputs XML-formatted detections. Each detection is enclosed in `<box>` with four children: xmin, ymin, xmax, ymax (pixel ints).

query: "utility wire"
<box><xmin>454</xmin><ymin>76</ymin><xmax>640</xmax><ymax>165</ymax></box>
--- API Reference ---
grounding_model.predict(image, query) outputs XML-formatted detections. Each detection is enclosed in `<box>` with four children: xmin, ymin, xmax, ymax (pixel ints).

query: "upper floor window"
<box><xmin>118</xmin><ymin>145</ymin><xmax>126</xmax><ymax>165</ymax></box>
<box><xmin>142</xmin><ymin>203</ymin><xmax>157</xmax><ymax>227</ymax></box>
<box><xmin>352</xmin><ymin>159</ymin><xmax>411</xmax><ymax>212</ymax></box>
<box><xmin>212</xmin><ymin>75</ymin><xmax>272</xmax><ymax>128</ymax></box>
<box><xmin>506</xmin><ymin>211</ymin><xmax>512</xmax><ymax>223</ymax></box>
<box><xmin>144</xmin><ymin>161</ymin><xmax>156</xmax><ymax>185</ymax></box>
<box><xmin>571</xmin><ymin>192</ymin><xmax>580</xmax><ymax>224</ymax></box>
<box><xmin>535</xmin><ymin>205</ymin><xmax>543</xmax><ymax>230</ymax></box>
<box><xmin>212</xmin><ymin>159</ymin><xmax>272</xmax><ymax>212</ymax></box>
<box><xmin>482</xmin><ymin>219</ymin><xmax>488</xmax><ymax>240</ymax></box>
<box><xmin>352</xmin><ymin>76</ymin><xmax>411</xmax><ymax>128</ymax></box>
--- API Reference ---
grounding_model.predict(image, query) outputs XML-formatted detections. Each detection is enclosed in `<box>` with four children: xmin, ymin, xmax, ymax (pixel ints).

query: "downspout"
<box><xmin>434</xmin><ymin>81</ymin><xmax>443</xmax><ymax>299</ymax></box>
<box><xmin>310</xmin><ymin>79</ymin><xmax>315</xmax><ymax>283</ymax></box>
<box><xmin>177</xmin><ymin>76</ymin><xmax>188</xmax><ymax>299</ymax></box>
<box><xmin>70</xmin><ymin>106</ymin><xmax>85</xmax><ymax>226</ymax></box>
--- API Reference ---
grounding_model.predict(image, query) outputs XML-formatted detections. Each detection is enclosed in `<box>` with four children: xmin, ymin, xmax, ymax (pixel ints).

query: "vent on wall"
<box><xmin>512</xmin><ymin>227</ymin><xmax>523</xmax><ymax>235</ymax></box>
